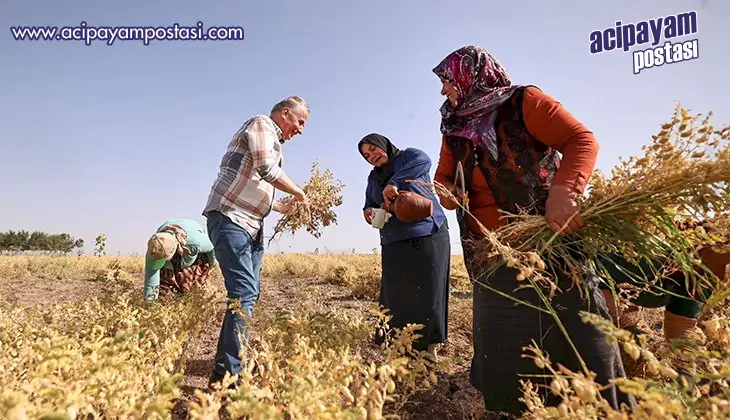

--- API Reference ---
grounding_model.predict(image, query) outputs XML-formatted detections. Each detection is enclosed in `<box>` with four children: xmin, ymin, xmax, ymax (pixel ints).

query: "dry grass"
<box><xmin>0</xmin><ymin>265</ymin><xmax>218</xmax><ymax>419</ymax></box>
<box><xmin>0</xmin><ymin>253</ymin><xmax>477</xmax><ymax>419</ymax></box>
<box><xmin>0</xmin><ymin>253</ymin><xmax>471</xmax><ymax>299</ymax></box>
<box><xmin>0</xmin><ymin>251</ymin><xmax>715</xmax><ymax>419</ymax></box>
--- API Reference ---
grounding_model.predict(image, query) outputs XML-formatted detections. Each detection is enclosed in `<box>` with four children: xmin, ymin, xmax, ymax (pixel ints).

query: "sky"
<box><xmin>1</xmin><ymin>0</ymin><xmax>728</xmax><ymax>256</ymax></box>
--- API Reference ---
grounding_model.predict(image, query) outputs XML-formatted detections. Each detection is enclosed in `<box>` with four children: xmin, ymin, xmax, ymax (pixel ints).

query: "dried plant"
<box><xmin>678</xmin><ymin>215</ymin><xmax>730</xmax><ymax>254</ymax></box>
<box><xmin>269</xmin><ymin>160</ymin><xmax>346</xmax><ymax>246</ymax></box>
<box><xmin>0</xmin><ymin>283</ymin><xmax>217</xmax><ymax>419</ymax></box>
<box><xmin>4</xmin><ymin>247</ymin><xmax>730</xmax><ymax>418</ymax></box>
<box><xmin>187</xmin><ymin>305</ymin><xmax>450</xmax><ymax>419</ymax></box>
<box><xmin>519</xmin><ymin>308</ymin><xmax>730</xmax><ymax>419</ymax></box>
<box><xmin>0</xmin><ymin>259</ymin><xmax>449</xmax><ymax>420</ymax></box>
<box><xmin>502</xmin><ymin>105</ymin><xmax>727</xmax><ymax>298</ymax></box>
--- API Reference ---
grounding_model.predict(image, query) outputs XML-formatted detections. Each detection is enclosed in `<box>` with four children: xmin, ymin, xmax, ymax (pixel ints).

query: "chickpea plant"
<box><xmin>519</xmin><ymin>308</ymin><xmax>730</xmax><ymax>419</ymax></box>
<box><xmin>269</xmin><ymin>160</ymin><xmax>346</xmax><ymax>246</ymax></box>
<box><xmin>94</xmin><ymin>233</ymin><xmax>107</xmax><ymax>257</ymax></box>
<box><xmin>0</xmin><ymin>257</ymin><xmax>452</xmax><ymax>420</ymax></box>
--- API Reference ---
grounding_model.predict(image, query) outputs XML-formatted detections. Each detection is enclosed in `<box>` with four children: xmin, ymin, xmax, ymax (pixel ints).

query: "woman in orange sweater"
<box><xmin>431</xmin><ymin>45</ymin><xmax>637</xmax><ymax>415</ymax></box>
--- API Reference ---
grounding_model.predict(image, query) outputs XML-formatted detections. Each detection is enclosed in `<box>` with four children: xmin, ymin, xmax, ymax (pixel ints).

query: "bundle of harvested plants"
<box><xmin>461</xmin><ymin>104</ymin><xmax>730</xmax><ymax>301</ymax></box>
<box><xmin>268</xmin><ymin>160</ymin><xmax>345</xmax><ymax>246</ymax></box>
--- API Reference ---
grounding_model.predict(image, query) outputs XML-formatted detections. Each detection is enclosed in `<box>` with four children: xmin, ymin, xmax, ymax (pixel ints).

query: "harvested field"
<box><xmin>0</xmin><ymin>254</ymin><xmax>713</xmax><ymax>419</ymax></box>
<box><xmin>0</xmin><ymin>254</ymin><xmax>488</xmax><ymax>419</ymax></box>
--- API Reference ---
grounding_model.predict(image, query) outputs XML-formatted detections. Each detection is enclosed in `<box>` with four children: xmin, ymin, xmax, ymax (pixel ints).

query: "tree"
<box><xmin>0</xmin><ymin>230</ymin><xmax>86</xmax><ymax>255</ymax></box>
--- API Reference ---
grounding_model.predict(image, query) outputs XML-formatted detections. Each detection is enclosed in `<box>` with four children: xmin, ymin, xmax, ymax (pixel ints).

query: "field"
<box><xmin>0</xmin><ymin>253</ymin><xmax>489</xmax><ymax>419</ymax></box>
<box><xmin>1</xmin><ymin>253</ymin><xmax>724</xmax><ymax>419</ymax></box>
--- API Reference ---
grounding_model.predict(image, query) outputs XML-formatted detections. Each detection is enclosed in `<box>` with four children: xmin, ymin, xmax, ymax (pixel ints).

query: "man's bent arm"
<box><xmin>270</xmin><ymin>170</ymin><xmax>304</xmax><ymax>197</ymax></box>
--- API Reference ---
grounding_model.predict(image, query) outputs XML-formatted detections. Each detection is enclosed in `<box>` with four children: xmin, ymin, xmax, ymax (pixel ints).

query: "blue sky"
<box><xmin>1</xmin><ymin>0</ymin><xmax>728</xmax><ymax>256</ymax></box>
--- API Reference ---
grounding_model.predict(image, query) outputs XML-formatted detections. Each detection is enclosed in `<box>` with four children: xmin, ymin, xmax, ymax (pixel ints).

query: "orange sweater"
<box><xmin>434</xmin><ymin>86</ymin><xmax>599</xmax><ymax>234</ymax></box>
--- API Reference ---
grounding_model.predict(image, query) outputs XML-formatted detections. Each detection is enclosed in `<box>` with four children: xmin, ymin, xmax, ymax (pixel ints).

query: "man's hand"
<box><xmin>293</xmin><ymin>188</ymin><xmax>309</xmax><ymax>205</ymax></box>
<box><xmin>383</xmin><ymin>184</ymin><xmax>398</xmax><ymax>204</ymax></box>
<box><xmin>273</xmin><ymin>200</ymin><xmax>291</xmax><ymax>214</ymax></box>
<box><xmin>545</xmin><ymin>185</ymin><xmax>584</xmax><ymax>235</ymax></box>
<box><xmin>270</xmin><ymin>172</ymin><xmax>309</xmax><ymax>205</ymax></box>
<box><xmin>364</xmin><ymin>208</ymin><xmax>374</xmax><ymax>224</ymax></box>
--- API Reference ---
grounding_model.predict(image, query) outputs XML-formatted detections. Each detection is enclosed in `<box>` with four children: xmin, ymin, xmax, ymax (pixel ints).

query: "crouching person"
<box><xmin>599</xmin><ymin>243</ymin><xmax>729</xmax><ymax>343</ymax></box>
<box><xmin>143</xmin><ymin>218</ymin><xmax>217</xmax><ymax>302</ymax></box>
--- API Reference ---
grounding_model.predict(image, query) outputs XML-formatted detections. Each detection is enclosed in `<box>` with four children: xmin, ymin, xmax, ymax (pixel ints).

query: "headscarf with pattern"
<box><xmin>158</xmin><ymin>223</ymin><xmax>190</xmax><ymax>256</ymax></box>
<box><xmin>432</xmin><ymin>45</ymin><xmax>521</xmax><ymax>160</ymax></box>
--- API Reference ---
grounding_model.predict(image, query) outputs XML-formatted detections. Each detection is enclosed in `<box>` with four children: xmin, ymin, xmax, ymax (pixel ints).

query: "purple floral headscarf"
<box><xmin>432</xmin><ymin>45</ymin><xmax>520</xmax><ymax>160</ymax></box>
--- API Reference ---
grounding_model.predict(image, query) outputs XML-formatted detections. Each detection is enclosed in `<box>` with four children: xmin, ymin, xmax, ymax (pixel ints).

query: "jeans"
<box><xmin>206</xmin><ymin>211</ymin><xmax>264</xmax><ymax>377</ymax></box>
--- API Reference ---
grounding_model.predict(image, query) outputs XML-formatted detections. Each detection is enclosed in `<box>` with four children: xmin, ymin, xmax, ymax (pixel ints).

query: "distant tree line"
<box><xmin>0</xmin><ymin>230</ymin><xmax>85</xmax><ymax>255</ymax></box>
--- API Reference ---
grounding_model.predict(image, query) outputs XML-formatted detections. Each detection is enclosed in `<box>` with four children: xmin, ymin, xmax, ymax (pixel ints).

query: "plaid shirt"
<box><xmin>203</xmin><ymin>115</ymin><xmax>284</xmax><ymax>239</ymax></box>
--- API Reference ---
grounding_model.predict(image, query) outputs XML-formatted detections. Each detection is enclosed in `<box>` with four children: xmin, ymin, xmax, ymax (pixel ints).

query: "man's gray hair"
<box><xmin>271</xmin><ymin>96</ymin><xmax>309</xmax><ymax>114</ymax></box>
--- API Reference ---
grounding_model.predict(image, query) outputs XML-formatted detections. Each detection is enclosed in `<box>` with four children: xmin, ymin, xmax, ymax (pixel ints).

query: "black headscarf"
<box><xmin>358</xmin><ymin>133</ymin><xmax>401</xmax><ymax>186</ymax></box>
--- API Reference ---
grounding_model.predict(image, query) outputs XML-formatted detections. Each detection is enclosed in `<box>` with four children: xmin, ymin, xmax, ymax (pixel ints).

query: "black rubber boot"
<box><xmin>625</xmin><ymin>324</ymin><xmax>648</xmax><ymax>345</ymax></box>
<box><xmin>208</xmin><ymin>371</ymin><xmax>243</xmax><ymax>390</ymax></box>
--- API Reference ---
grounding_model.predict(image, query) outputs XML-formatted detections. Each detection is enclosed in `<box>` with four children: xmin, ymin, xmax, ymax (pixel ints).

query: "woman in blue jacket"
<box><xmin>358</xmin><ymin>133</ymin><xmax>451</xmax><ymax>360</ymax></box>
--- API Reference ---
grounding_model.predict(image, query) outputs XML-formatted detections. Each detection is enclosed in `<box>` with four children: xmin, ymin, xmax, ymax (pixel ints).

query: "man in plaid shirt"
<box><xmin>203</xmin><ymin>96</ymin><xmax>309</xmax><ymax>388</ymax></box>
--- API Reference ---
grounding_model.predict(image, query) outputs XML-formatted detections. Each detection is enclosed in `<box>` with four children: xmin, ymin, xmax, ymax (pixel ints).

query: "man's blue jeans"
<box><xmin>206</xmin><ymin>211</ymin><xmax>264</xmax><ymax>377</ymax></box>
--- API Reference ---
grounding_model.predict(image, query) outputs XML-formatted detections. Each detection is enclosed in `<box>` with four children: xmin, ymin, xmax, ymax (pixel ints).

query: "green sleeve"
<box><xmin>187</xmin><ymin>228</ymin><xmax>214</xmax><ymax>254</ymax></box>
<box><xmin>199</xmin><ymin>230</ymin><xmax>216</xmax><ymax>267</ymax></box>
<box><xmin>182</xmin><ymin>226</ymin><xmax>216</xmax><ymax>268</ymax></box>
<box><xmin>179</xmin><ymin>245</ymin><xmax>217</xmax><ymax>268</ymax></box>
<box><xmin>179</xmin><ymin>247</ymin><xmax>198</xmax><ymax>269</ymax></box>
<box><xmin>143</xmin><ymin>252</ymin><xmax>161</xmax><ymax>301</ymax></box>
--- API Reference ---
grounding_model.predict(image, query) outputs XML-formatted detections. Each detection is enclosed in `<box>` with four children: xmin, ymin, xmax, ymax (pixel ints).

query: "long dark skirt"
<box><xmin>376</xmin><ymin>224</ymin><xmax>451</xmax><ymax>352</ymax></box>
<box><xmin>464</xmin><ymin>245</ymin><xmax>637</xmax><ymax>415</ymax></box>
